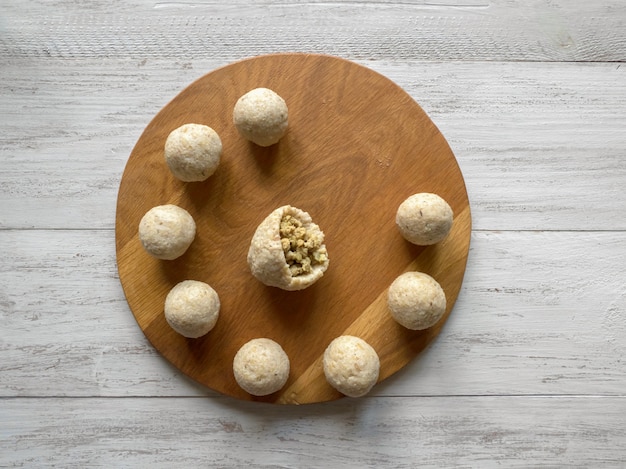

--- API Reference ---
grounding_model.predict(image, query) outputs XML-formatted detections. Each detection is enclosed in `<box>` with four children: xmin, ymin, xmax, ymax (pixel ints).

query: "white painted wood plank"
<box><xmin>1</xmin><ymin>396</ymin><xmax>625</xmax><ymax>467</ymax></box>
<box><xmin>1</xmin><ymin>229</ymin><xmax>624</xmax><ymax>397</ymax></box>
<box><xmin>1</xmin><ymin>60</ymin><xmax>624</xmax><ymax>230</ymax></box>
<box><xmin>2</xmin><ymin>0</ymin><xmax>625</xmax><ymax>61</ymax></box>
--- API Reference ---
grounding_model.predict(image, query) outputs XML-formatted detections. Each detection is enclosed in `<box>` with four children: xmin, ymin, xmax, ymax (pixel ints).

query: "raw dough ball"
<box><xmin>233</xmin><ymin>88</ymin><xmax>288</xmax><ymax>146</ymax></box>
<box><xmin>233</xmin><ymin>338</ymin><xmax>290</xmax><ymax>396</ymax></box>
<box><xmin>247</xmin><ymin>205</ymin><xmax>329</xmax><ymax>291</ymax></box>
<box><xmin>164</xmin><ymin>123</ymin><xmax>222</xmax><ymax>182</ymax></box>
<box><xmin>387</xmin><ymin>272</ymin><xmax>446</xmax><ymax>330</ymax></box>
<box><xmin>164</xmin><ymin>280</ymin><xmax>220</xmax><ymax>338</ymax></box>
<box><xmin>396</xmin><ymin>193</ymin><xmax>453</xmax><ymax>245</ymax></box>
<box><xmin>138</xmin><ymin>204</ymin><xmax>196</xmax><ymax>260</ymax></box>
<box><xmin>323</xmin><ymin>336</ymin><xmax>380</xmax><ymax>398</ymax></box>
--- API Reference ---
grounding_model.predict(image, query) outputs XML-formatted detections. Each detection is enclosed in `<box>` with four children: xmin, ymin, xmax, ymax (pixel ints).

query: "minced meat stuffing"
<box><xmin>279</xmin><ymin>215</ymin><xmax>328</xmax><ymax>276</ymax></box>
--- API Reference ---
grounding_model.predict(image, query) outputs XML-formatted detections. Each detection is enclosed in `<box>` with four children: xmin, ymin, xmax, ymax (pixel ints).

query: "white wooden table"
<box><xmin>2</xmin><ymin>1</ymin><xmax>625</xmax><ymax>466</ymax></box>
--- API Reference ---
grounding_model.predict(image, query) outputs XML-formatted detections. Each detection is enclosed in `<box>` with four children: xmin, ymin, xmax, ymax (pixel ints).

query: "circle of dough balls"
<box><xmin>323</xmin><ymin>335</ymin><xmax>380</xmax><ymax>398</ymax></box>
<box><xmin>138</xmin><ymin>204</ymin><xmax>196</xmax><ymax>260</ymax></box>
<box><xmin>387</xmin><ymin>272</ymin><xmax>446</xmax><ymax>330</ymax></box>
<box><xmin>164</xmin><ymin>280</ymin><xmax>220</xmax><ymax>338</ymax></box>
<box><xmin>233</xmin><ymin>338</ymin><xmax>290</xmax><ymax>396</ymax></box>
<box><xmin>233</xmin><ymin>88</ymin><xmax>288</xmax><ymax>146</ymax></box>
<box><xmin>396</xmin><ymin>193</ymin><xmax>453</xmax><ymax>245</ymax></box>
<box><xmin>164</xmin><ymin>123</ymin><xmax>222</xmax><ymax>182</ymax></box>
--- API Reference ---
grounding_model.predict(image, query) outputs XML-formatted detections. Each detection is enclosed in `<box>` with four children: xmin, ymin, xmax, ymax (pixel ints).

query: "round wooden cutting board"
<box><xmin>115</xmin><ymin>53</ymin><xmax>471</xmax><ymax>404</ymax></box>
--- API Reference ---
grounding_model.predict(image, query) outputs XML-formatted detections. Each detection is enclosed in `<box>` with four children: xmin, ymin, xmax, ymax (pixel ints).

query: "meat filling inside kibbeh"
<box><xmin>279</xmin><ymin>214</ymin><xmax>328</xmax><ymax>277</ymax></box>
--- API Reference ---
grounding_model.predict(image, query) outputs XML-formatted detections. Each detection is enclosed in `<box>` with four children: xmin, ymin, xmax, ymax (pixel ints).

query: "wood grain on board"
<box><xmin>115</xmin><ymin>53</ymin><xmax>471</xmax><ymax>403</ymax></box>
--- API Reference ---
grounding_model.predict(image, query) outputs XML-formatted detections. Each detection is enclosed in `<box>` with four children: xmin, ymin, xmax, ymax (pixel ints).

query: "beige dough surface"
<box><xmin>233</xmin><ymin>88</ymin><xmax>288</xmax><ymax>146</ymax></box>
<box><xmin>323</xmin><ymin>335</ymin><xmax>380</xmax><ymax>398</ymax></box>
<box><xmin>396</xmin><ymin>192</ymin><xmax>453</xmax><ymax>245</ymax></box>
<box><xmin>233</xmin><ymin>338</ymin><xmax>290</xmax><ymax>396</ymax></box>
<box><xmin>164</xmin><ymin>280</ymin><xmax>220</xmax><ymax>338</ymax></box>
<box><xmin>387</xmin><ymin>271</ymin><xmax>447</xmax><ymax>330</ymax></box>
<box><xmin>247</xmin><ymin>205</ymin><xmax>329</xmax><ymax>291</ymax></box>
<box><xmin>138</xmin><ymin>204</ymin><xmax>196</xmax><ymax>260</ymax></box>
<box><xmin>164</xmin><ymin>123</ymin><xmax>222</xmax><ymax>182</ymax></box>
